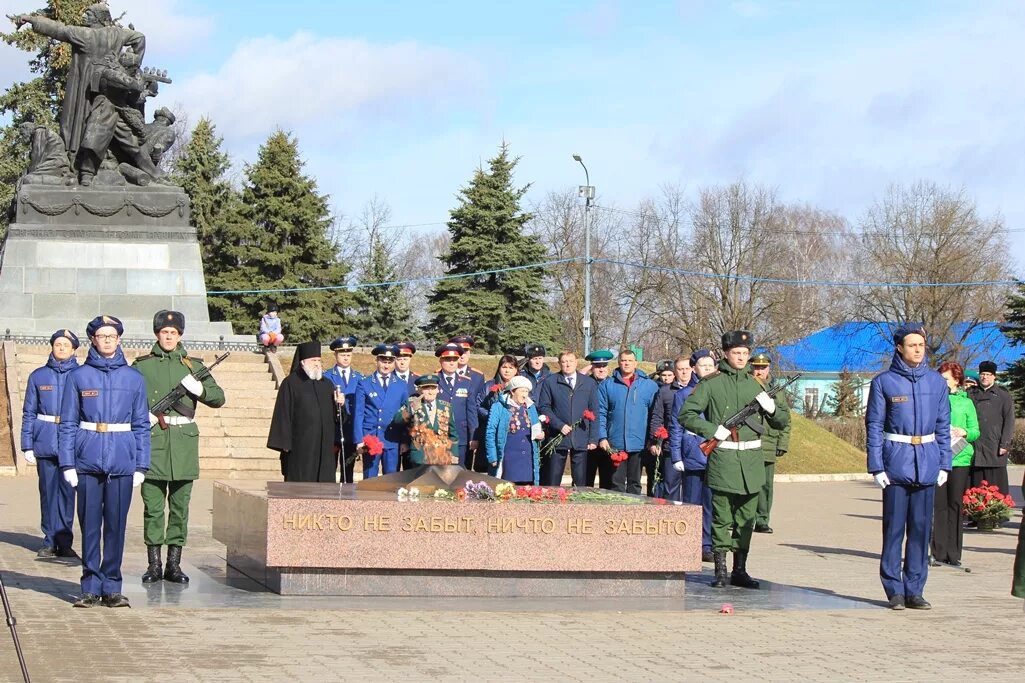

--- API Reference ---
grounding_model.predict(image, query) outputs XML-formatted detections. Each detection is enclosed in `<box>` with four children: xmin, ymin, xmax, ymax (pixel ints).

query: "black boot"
<box><xmin>711</xmin><ymin>550</ymin><xmax>728</xmax><ymax>588</ymax></box>
<box><xmin>163</xmin><ymin>545</ymin><xmax>189</xmax><ymax>584</ymax></box>
<box><xmin>730</xmin><ymin>550</ymin><xmax>760</xmax><ymax>589</ymax></box>
<box><xmin>141</xmin><ymin>545</ymin><xmax>162</xmax><ymax>584</ymax></box>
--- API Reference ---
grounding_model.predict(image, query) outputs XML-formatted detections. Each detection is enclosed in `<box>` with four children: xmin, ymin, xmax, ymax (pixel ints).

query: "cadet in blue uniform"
<box><xmin>353</xmin><ymin>344</ymin><xmax>407</xmax><ymax>477</ymax></box>
<box><xmin>583</xmin><ymin>349</ymin><xmax>615</xmax><ymax>487</ymax></box>
<box><xmin>22</xmin><ymin>329</ymin><xmax>80</xmax><ymax>559</ymax></box>
<box><xmin>520</xmin><ymin>343</ymin><xmax>551</xmax><ymax>403</ymax></box>
<box><xmin>436</xmin><ymin>342</ymin><xmax>480</xmax><ymax>469</ymax></box>
<box><xmin>324</xmin><ymin>336</ymin><xmax>361</xmax><ymax>483</ymax></box>
<box><xmin>59</xmin><ymin>315</ymin><xmax>150</xmax><ymax>608</ymax></box>
<box><xmin>866</xmin><ymin>324</ymin><xmax>951</xmax><ymax>610</ymax></box>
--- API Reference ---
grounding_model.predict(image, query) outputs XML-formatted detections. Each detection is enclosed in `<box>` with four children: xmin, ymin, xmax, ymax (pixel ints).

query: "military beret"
<box><xmin>656</xmin><ymin>360</ymin><xmax>674</xmax><ymax>374</ymax></box>
<box><xmin>372</xmin><ymin>343</ymin><xmax>398</xmax><ymax>359</ymax></box>
<box><xmin>50</xmin><ymin>328</ymin><xmax>80</xmax><ymax>349</ymax></box>
<box><xmin>524</xmin><ymin>343</ymin><xmax>546</xmax><ymax>358</ymax></box>
<box><xmin>395</xmin><ymin>341</ymin><xmax>417</xmax><ymax>357</ymax></box>
<box><xmin>585</xmin><ymin>349</ymin><xmax>615</xmax><ymax>366</ymax></box>
<box><xmin>449</xmin><ymin>335</ymin><xmax>475</xmax><ymax>349</ymax></box>
<box><xmin>153</xmin><ymin>309</ymin><xmax>184</xmax><ymax>334</ymax></box>
<box><xmin>892</xmin><ymin>324</ymin><xmax>926</xmax><ymax>345</ymax></box>
<box><xmin>415</xmin><ymin>374</ymin><xmax>440</xmax><ymax>388</ymax></box>
<box><xmin>979</xmin><ymin>360</ymin><xmax>998</xmax><ymax>374</ymax></box>
<box><xmin>689</xmin><ymin>349</ymin><xmax>713</xmax><ymax>366</ymax></box>
<box><xmin>750</xmin><ymin>353</ymin><xmax>771</xmax><ymax>367</ymax></box>
<box><xmin>721</xmin><ymin>330</ymin><xmax>753</xmax><ymax>351</ymax></box>
<box><xmin>329</xmin><ymin>336</ymin><xmax>357</xmax><ymax>352</ymax></box>
<box><xmin>86</xmin><ymin>315</ymin><xmax>123</xmax><ymax>338</ymax></box>
<box><xmin>435</xmin><ymin>342</ymin><xmax>463</xmax><ymax>359</ymax></box>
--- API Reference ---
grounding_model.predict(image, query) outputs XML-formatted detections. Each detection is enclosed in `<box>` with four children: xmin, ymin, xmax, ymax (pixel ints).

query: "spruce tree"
<box><xmin>172</xmin><ymin>118</ymin><xmax>234</xmax><ymax>266</ymax></box>
<box><xmin>1003</xmin><ymin>280</ymin><xmax>1025</xmax><ymax>413</ymax></box>
<box><xmin>352</xmin><ymin>236</ymin><xmax>416</xmax><ymax>342</ymax></box>
<box><xmin>0</xmin><ymin>1</ymin><xmax>92</xmax><ymax>237</ymax></box>
<box><xmin>427</xmin><ymin>143</ymin><xmax>560</xmax><ymax>354</ymax></box>
<box><xmin>826</xmin><ymin>369</ymin><xmax>864</xmax><ymax>417</ymax></box>
<box><xmin>235</xmin><ymin>130</ymin><xmax>350</xmax><ymax>341</ymax></box>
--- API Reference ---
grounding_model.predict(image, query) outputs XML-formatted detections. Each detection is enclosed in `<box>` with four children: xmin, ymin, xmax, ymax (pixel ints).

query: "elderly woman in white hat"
<box><xmin>484</xmin><ymin>375</ymin><xmax>544</xmax><ymax>485</ymax></box>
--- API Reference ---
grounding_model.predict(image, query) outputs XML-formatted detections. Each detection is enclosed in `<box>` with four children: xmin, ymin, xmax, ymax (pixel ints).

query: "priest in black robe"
<box><xmin>267</xmin><ymin>341</ymin><xmax>339</xmax><ymax>482</ymax></box>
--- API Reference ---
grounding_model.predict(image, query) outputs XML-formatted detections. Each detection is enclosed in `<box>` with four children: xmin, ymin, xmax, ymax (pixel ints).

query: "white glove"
<box><xmin>24</xmin><ymin>450</ymin><xmax>36</xmax><ymax>465</ymax></box>
<box><xmin>874</xmin><ymin>472</ymin><xmax>890</xmax><ymax>489</ymax></box>
<box><xmin>713</xmin><ymin>425</ymin><xmax>731</xmax><ymax>441</ymax></box>
<box><xmin>755</xmin><ymin>391</ymin><xmax>776</xmax><ymax>414</ymax></box>
<box><xmin>672</xmin><ymin>461</ymin><xmax>686</xmax><ymax>472</ymax></box>
<box><xmin>180</xmin><ymin>374</ymin><xmax>204</xmax><ymax>397</ymax></box>
<box><xmin>63</xmin><ymin>470</ymin><xmax>78</xmax><ymax>488</ymax></box>
<box><xmin>149</xmin><ymin>412</ymin><xmax>159</xmax><ymax>428</ymax></box>
<box><xmin>132</xmin><ymin>472</ymin><xmax>145</xmax><ymax>488</ymax></box>
<box><xmin>937</xmin><ymin>470</ymin><xmax>948</xmax><ymax>487</ymax></box>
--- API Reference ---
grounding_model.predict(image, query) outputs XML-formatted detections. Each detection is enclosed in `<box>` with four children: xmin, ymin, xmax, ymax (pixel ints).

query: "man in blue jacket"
<box><xmin>353</xmin><ymin>344</ymin><xmax>407</xmax><ymax>477</ymax></box>
<box><xmin>59</xmin><ymin>315</ymin><xmax>150</xmax><ymax>608</ymax></box>
<box><xmin>324</xmin><ymin>336</ymin><xmax>362</xmax><ymax>483</ymax></box>
<box><xmin>866</xmin><ymin>324</ymin><xmax>951</xmax><ymax>610</ymax></box>
<box><xmin>436</xmin><ymin>342</ymin><xmax>480</xmax><ymax>468</ymax></box>
<box><xmin>538</xmin><ymin>350</ymin><xmax>599</xmax><ymax>486</ymax></box>
<box><xmin>597</xmin><ymin>349</ymin><xmax>659</xmax><ymax>495</ymax></box>
<box><xmin>22</xmin><ymin>329</ymin><xmax>81</xmax><ymax>559</ymax></box>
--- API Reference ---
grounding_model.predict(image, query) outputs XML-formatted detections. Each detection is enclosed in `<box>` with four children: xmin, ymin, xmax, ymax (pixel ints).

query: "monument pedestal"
<box><xmin>0</xmin><ymin>184</ymin><xmax>240</xmax><ymax>340</ymax></box>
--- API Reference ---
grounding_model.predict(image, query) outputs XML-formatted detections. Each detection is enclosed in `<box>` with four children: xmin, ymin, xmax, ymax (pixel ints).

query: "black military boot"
<box><xmin>730</xmin><ymin>550</ymin><xmax>761</xmax><ymax>589</ymax></box>
<box><xmin>163</xmin><ymin>545</ymin><xmax>190</xmax><ymax>584</ymax></box>
<box><xmin>141</xmin><ymin>545</ymin><xmax>162</xmax><ymax>584</ymax></box>
<box><xmin>711</xmin><ymin>550</ymin><xmax>728</xmax><ymax>588</ymax></box>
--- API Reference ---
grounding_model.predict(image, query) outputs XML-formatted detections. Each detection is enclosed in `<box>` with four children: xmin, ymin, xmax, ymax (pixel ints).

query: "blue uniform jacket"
<box><xmin>597</xmin><ymin>369</ymin><xmax>659</xmax><ymax>452</ymax></box>
<box><xmin>353</xmin><ymin>373</ymin><xmax>408</xmax><ymax>449</ymax></box>
<box><xmin>437</xmin><ymin>372</ymin><xmax>480</xmax><ymax>446</ymax></box>
<box><xmin>324</xmin><ymin>365</ymin><xmax>362</xmax><ymax>444</ymax></box>
<box><xmin>537</xmin><ymin>372</ymin><xmax>599</xmax><ymax>450</ymax></box>
<box><xmin>395</xmin><ymin>372</ymin><xmax>420</xmax><ymax>397</ymax></box>
<box><xmin>22</xmin><ymin>355</ymin><xmax>79</xmax><ymax>458</ymax></box>
<box><xmin>484</xmin><ymin>393</ymin><xmax>541</xmax><ymax>485</ymax></box>
<box><xmin>58</xmin><ymin>347</ymin><xmax>151</xmax><ymax>475</ymax></box>
<box><xmin>460</xmin><ymin>367</ymin><xmax>486</xmax><ymax>405</ymax></box>
<box><xmin>520</xmin><ymin>365</ymin><xmax>551</xmax><ymax>402</ymax></box>
<box><xmin>669</xmin><ymin>379</ymin><xmax>705</xmax><ymax>470</ymax></box>
<box><xmin>865</xmin><ymin>352</ymin><xmax>952</xmax><ymax>485</ymax></box>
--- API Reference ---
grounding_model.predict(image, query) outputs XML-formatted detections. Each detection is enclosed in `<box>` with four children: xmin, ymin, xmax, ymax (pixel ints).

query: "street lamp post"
<box><xmin>572</xmin><ymin>154</ymin><xmax>595</xmax><ymax>356</ymax></box>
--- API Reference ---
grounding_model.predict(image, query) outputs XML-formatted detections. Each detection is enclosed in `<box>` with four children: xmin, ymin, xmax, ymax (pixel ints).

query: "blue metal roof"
<box><xmin>774</xmin><ymin>322</ymin><xmax>1022</xmax><ymax>373</ymax></box>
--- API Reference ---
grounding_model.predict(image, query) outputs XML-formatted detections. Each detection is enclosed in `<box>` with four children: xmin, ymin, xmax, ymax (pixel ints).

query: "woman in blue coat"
<box><xmin>485</xmin><ymin>376</ymin><xmax>543</xmax><ymax>485</ymax></box>
<box><xmin>22</xmin><ymin>329</ymin><xmax>80</xmax><ymax>558</ymax></box>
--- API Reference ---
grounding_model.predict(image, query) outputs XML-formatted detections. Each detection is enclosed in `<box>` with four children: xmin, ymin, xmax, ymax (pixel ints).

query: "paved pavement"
<box><xmin>1</xmin><ymin>469</ymin><xmax>1023</xmax><ymax>682</ymax></box>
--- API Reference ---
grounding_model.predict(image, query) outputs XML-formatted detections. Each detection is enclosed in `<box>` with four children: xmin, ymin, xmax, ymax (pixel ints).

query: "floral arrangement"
<box><xmin>424</xmin><ymin>481</ymin><xmax>648</xmax><ymax>505</ymax></box>
<box><xmin>653</xmin><ymin>426</ymin><xmax>669</xmax><ymax>441</ymax></box>
<box><xmin>650</xmin><ymin>426</ymin><xmax>670</xmax><ymax>488</ymax></box>
<box><xmin>540</xmin><ymin>409</ymin><xmax>597</xmax><ymax>458</ymax></box>
<box><xmin>610</xmin><ymin>451</ymin><xmax>629</xmax><ymax>467</ymax></box>
<box><xmin>490</xmin><ymin>383</ymin><xmax>503</xmax><ymax>393</ymax></box>
<box><xmin>962</xmin><ymin>480</ymin><xmax>1015</xmax><ymax>527</ymax></box>
<box><xmin>362</xmin><ymin>434</ymin><xmax>384</xmax><ymax>456</ymax></box>
<box><xmin>396</xmin><ymin>487</ymin><xmax>421</xmax><ymax>501</ymax></box>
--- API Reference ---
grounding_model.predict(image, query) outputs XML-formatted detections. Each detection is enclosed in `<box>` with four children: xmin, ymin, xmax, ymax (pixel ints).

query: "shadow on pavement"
<box><xmin>781</xmin><ymin>543</ymin><xmax>880</xmax><ymax>561</ymax></box>
<box><xmin>0</xmin><ymin>529</ymin><xmax>44</xmax><ymax>552</ymax></box>
<box><xmin>844</xmin><ymin>513</ymin><xmax>882</xmax><ymax>521</ymax></box>
<box><xmin>963</xmin><ymin>546</ymin><xmax>1015</xmax><ymax>555</ymax></box>
<box><xmin>0</xmin><ymin>569</ymin><xmax>79</xmax><ymax>604</ymax></box>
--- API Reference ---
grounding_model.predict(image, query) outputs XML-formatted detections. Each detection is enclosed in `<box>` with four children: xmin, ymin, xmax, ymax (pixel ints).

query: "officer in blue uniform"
<box><xmin>393</xmin><ymin>341</ymin><xmax>420</xmax><ymax>397</ymax></box>
<box><xmin>449</xmin><ymin>335</ymin><xmax>486</xmax><ymax>402</ymax></box>
<box><xmin>59</xmin><ymin>315</ymin><xmax>150</xmax><ymax>608</ymax></box>
<box><xmin>323</xmin><ymin>336</ymin><xmax>361</xmax><ymax>483</ymax></box>
<box><xmin>436</xmin><ymin>342</ymin><xmax>480</xmax><ymax>469</ymax></box>
<box><xmin>353</xmin><ymin>344</ymin><xmax>407</xmax><ymax>477</ymax></box>
<box><xmin>22</xmin><ymin>328</ymin><xmax>80</xmax><ymax>558</ymax></box>
<box><xmin>866</xmin><ymin>323</ymin><xmax>951</xmax><ymax>610</ymax></box>
<box><xmin>520</xmin><ymin>343</ymin><xmax>551</xmax><ymax>403</ymax></box>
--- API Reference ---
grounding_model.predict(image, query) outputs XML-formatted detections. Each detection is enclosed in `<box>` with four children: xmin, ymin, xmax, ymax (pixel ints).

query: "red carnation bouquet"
<box><xmin>653</xmin><ymin>426</ymin><xmax>669</xmax><ymax>441</ymax></box>
<box><xmin>962</xmin><ymin>480</ymin><xmax>1015</xmax><ymax>528</ymax></box>
<box><xmin>362</xmin><ymin>434</ymin><xmax>385</xmax><ymax>457</ymax></box>
<box><xmin>610</xmin><ymin>451</ymin><xmax>629</xmax><ymax>467</ymax></box>
<box><xmin>582</xmin><ymin>409</ymin><xmax>596</xmax><ymax>422</ymax></box>
<box><xmin>490</xmin><ymin>383</ymin><xmax>503</xmax><ymax>393</ymax></box>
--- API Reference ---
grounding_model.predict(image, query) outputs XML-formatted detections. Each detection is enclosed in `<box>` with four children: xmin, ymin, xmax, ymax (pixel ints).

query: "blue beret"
<box><xmin>585</xmin><ymin>349</ymin><xmax>615</xmax><ymax>364</ymax></box>
<box><xmin>415</xmin><ymin>374</ymin><xmax>440</xmax><ymax>387</ymax></box>
<box><xmin>436</xmin><ymin>342</ymin><xmax>463</xmax><ymax>359</ymax></box>
<box><xmin>330</xmin><ymin>336</ymin><xmax>357</xmax><ymax>352</ymax></box>
<box><xmin>372</xmin><ymin>343</ymin><xmax>397</xmax><ymax>358</ymax></box>
<box><xmin>689</xmin><ymin>349</ymin><xmax>713</xmax><ymax>366</ymax></box>
<box><xmin>50</xmin><ymin>328</ymin><xmax>80</xmax><ymax>349</ymax></box>
<box><xmin>893</xmin><ymin>324</ymin><xmax>927</xmax><ymax>345</ymax></box>
<box><xmin>86</xmin><ymin>315</ymin><xmax>123</xmax><ymax>338</ymax></box>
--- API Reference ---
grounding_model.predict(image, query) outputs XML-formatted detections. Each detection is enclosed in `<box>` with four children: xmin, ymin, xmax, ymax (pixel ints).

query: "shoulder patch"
<box><xmin>134</xmin><ymin>354</ymin><xmax>154</xmax><ymax>362</ymax></box>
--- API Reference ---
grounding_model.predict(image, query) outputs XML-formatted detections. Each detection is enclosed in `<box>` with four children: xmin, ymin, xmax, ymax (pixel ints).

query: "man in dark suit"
<box><xmin>436</xmin><ymin>342</ymin><xmax>480</xmax><ymax>469</ymax></box>
<box><xmin>538</xmin><ymin>350</ymin><xmax>599</xmax><ymax>486</ymax></box>
<box><xmin>968</xmin><ymin>360</ymin><xmax>1015</xmax><ymax>496</ymax></box>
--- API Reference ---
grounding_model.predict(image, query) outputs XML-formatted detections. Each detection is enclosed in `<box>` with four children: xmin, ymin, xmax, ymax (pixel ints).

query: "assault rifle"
<box><xmin>151</xmin><ymin>352</ymin><xmax>229</xmax><ymax>430</ymax></box>
<box><xmin>698</xmin><ymin>373</ymin><xmax>802</xmax><ymax>457</ymax></box>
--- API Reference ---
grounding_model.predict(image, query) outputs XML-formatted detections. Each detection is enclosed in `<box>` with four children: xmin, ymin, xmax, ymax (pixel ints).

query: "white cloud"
<box><xmin>173</xmin><ymin>32</ymin><xmax>483</xmax><ymax>138</ymax></box>
<box><xmin>113</xmin><ymin>0</ymin><xmax>214</xmax><ymax>57</ymax></box>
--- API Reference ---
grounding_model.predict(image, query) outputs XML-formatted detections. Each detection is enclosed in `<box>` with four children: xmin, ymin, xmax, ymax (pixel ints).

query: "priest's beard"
<box><xmin>302</xmin><ymin>363</ymin><xmax>323</xmax><ymax>381</ymax></box>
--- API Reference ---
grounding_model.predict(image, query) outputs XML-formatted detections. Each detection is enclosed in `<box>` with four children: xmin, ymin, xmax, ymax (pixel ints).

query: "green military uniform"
<box><xmin>680</xmin><ymin>331</ymin><xmax>790</xmax><ymax>589</ymax></box>
<box><xmin>393</xmin><ymin>396</ymin><xmax>460</xmax><ymax>465</ymax></box>
<box><xmin>1013</xmin><ymin>515</ymin><xmax>1025</xmax><ymax>599</ymax></box>
<box><xmin>133</xmin><ymin>343</ymin><xmax>225</xmax><ymax>548</ymax></box>
<box><xmin>753</xmin><ymin>358</ymin><xmax>791</xmax><ymax>531</ymax></box>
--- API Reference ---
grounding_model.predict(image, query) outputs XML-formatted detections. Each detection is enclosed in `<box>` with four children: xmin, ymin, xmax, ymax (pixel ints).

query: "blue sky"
<box><xmin>2</xmin><ymin>0</ymin><xmax>1023</xmax><ymax>262</ymax></box>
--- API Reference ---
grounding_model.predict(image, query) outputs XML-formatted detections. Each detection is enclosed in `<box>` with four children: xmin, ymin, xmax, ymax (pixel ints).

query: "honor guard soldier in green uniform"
<box><xmin>133</xmin><ymin>311</ymin><xmax>225</xmax><ymax>584</ymax></box>
<box><xmin>749</xmin><ymin>353</ymin><xmax>791</xmax><ymax>534</ymax></box>
<box><xmin>681</xmin><ymin>331</ymin><xmax>790</xmax><ymax>589</ymax></box>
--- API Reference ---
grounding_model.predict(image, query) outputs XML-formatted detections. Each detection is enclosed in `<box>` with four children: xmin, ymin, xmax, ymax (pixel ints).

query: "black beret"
<box><xmin>86</xmin><ymin>315</ymin><xmax>123</xmax><ymax>338</ymax></box>
<box><xmin>50</xmin><ymin>328</ymin><xmax>80</xmax><ymax>349</ymax></box>
<box><xmin>893</xmin><ymin>324</ymin><xmax>927</xmax><ymax>345</ymax></box>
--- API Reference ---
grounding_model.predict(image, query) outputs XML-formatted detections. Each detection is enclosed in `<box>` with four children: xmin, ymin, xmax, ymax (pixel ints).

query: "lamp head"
<box><xmin>572</xmin><ymin>154</ymin><xmax>582</xmax><ymax>162</ymax></box>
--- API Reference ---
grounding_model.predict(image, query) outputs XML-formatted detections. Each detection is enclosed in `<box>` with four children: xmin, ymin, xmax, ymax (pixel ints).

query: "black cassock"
<box><xmin>267</xmin><ymin>367</ymin><xmax>337</xmax><ymax>482</ymax></box>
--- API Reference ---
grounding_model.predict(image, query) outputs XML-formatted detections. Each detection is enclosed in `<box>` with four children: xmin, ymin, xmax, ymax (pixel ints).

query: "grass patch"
<box><xmin>776</xmin><ymin>413</ymin><xmax>865</xmax><ymax>475</ymax></box>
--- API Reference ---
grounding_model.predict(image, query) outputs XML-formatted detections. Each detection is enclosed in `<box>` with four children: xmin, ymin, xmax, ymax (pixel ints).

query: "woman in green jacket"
<box><xmin>931</xmin><ymin>361</ymin><xmax>979</xmax><ymax>568</ymax></box>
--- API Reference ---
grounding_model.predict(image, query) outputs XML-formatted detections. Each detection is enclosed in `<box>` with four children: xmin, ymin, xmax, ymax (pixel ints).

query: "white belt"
<box><xmin>883</xmin><ymin>432</ymin><xmax>935</xmax><ymax>445</ymax></box>
<box><xmin>37</xmin><ymin>414</ymin><xmax>60</xmax><ymax>424</ymax></box>
<box><xmin>717</xmin><ymin>440</ymin><xmax>762</xmax><ymax>451</ymax></box>
<box><xmin>79</xmin><ymin>422</ymin><xmax>132</xmax><ymax>433</ymax></box>
<box><xmin>161</xmin><ymin>416</ymin><xmax>195</xmax><ymax>426</ymax></box>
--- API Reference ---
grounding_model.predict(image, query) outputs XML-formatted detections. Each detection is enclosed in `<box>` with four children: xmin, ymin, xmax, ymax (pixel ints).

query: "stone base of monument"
<box><xmin>213</xmin><ymin>471</ymin><xmax>702</xmax><ymax>597</ymax></box>
<box><xmin>0</xmin><ymin>184</ymin><xmax>245</xmax><ymax>341</ymax></box>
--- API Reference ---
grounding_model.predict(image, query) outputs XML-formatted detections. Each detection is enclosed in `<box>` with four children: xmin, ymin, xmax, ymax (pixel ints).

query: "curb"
<box><xmin>775</xmin><ymin>473</ymin><xmax>873</xmax><ymax>483</ymax></box>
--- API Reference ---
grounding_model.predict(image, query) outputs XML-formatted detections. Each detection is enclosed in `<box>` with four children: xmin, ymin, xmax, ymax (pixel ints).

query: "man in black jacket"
<box><xmin>538</xmin><ymin>351</ymin><xmax>599</xmax><ymax>486</ymax></box>
<box><xmin>648</xmin><ymin>357</ymin><xmax>688</xmax><ymax>497</ymax></box>
<box><xmin>968</xmin><ymin>360</ymin><xmax>1015</xmax><ymax>495</ymax></box>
